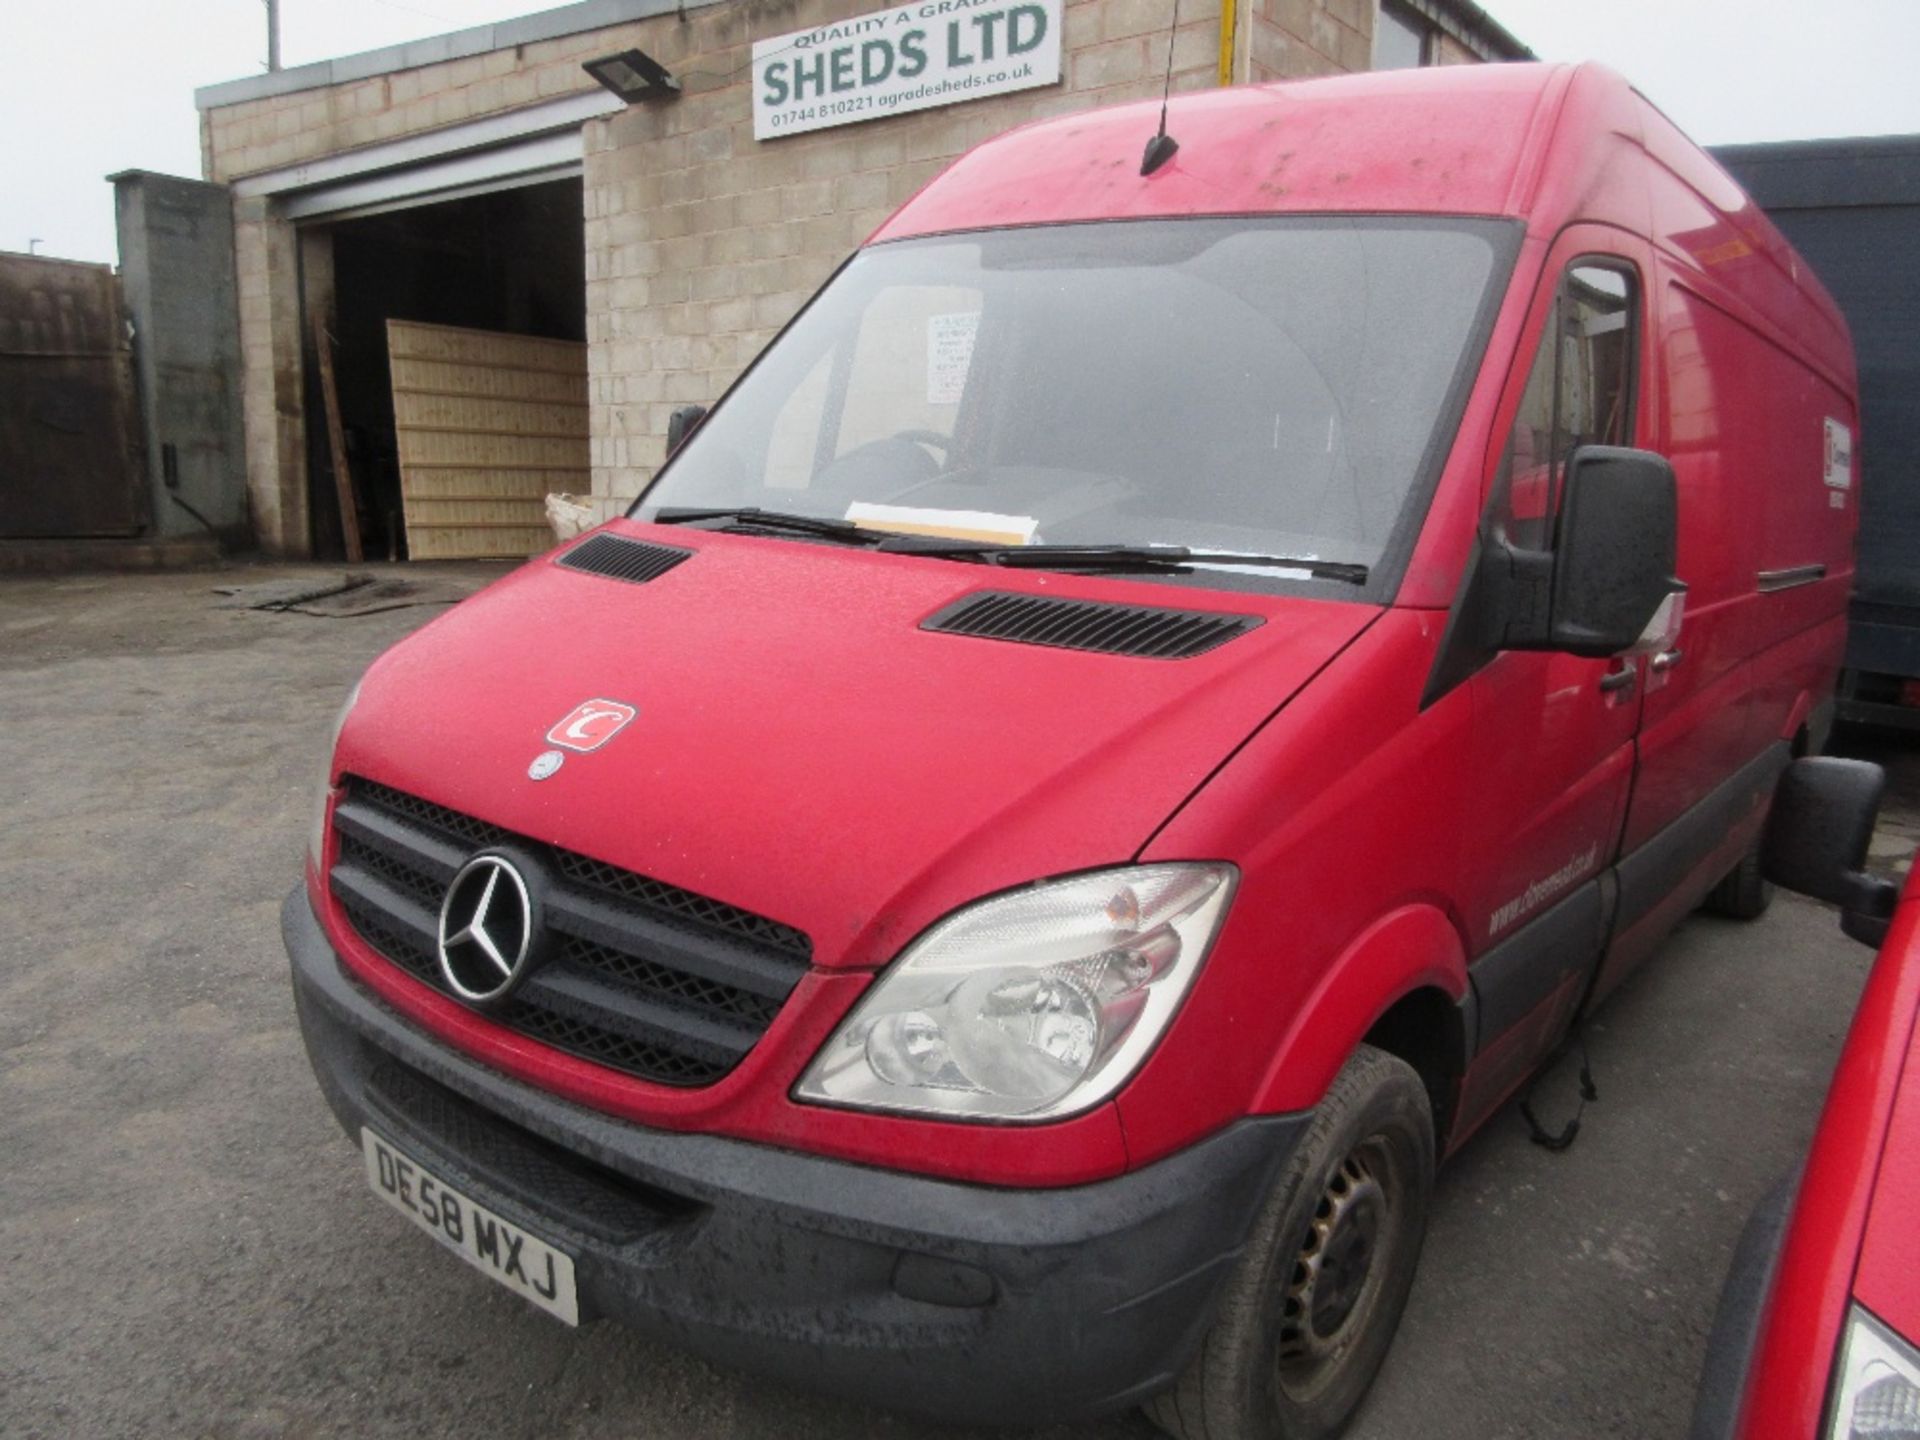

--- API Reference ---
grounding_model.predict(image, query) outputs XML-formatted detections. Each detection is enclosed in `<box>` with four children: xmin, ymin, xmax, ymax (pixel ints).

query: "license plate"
<box><xmin>361</xmin><ymin>1128</ymin><xmax>579</xmax><ymax>1325</ymax></box>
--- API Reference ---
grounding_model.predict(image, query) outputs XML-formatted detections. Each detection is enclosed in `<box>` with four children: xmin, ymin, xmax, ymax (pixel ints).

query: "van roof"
<box><xmin>879</xmin><ymin>63</ymin><xmax>1578</xmax><ymax>235</ymax></box>
<box><xmin>875</xmin><ymin>61</ymin><xmax>1853</xmax><ymax>389</ymax></box>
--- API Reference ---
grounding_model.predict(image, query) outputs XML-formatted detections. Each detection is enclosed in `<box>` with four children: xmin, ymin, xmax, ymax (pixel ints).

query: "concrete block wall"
<box><xmin>1245</xmin><ymin>0</ymin><xmax>1371</xmax><ymax>84</ymax></box>
<box><xmin>112</xmin><ymin>172</ymin><xmax>249</xmax><ymax>545</ymax></box>
<box><xmin>203</xmin><ymin>30</ymin><xmax>621</xmax><ymax>183</ymax></box>
<box><xmin>230</xmin><ymin>196</ymin><xmax>306</xmax><ymax>554</ymax></box>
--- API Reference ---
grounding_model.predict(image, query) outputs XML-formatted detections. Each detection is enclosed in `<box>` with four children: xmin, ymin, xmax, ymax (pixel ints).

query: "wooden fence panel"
<box><xmin>387</xmin><ymin>320</ymin><xmax>588</xmax><ymax>559</ymax></box>
<box><xmin>0</xmin><ymin>254</ymin><xmax>144</xmax><ymax>537</ymax></box>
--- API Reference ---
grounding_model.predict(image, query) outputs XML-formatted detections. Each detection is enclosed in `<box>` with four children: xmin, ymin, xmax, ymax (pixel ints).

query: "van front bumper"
<box><xmin>284</xmin><ymin>889</ymin><xmax>1306</xmax><ymax>1426</ymax></box>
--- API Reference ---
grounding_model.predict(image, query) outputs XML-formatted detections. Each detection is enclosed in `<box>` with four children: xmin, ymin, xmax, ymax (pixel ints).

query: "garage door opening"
<box><xmin>301</xmin><ymin>176</ymin><xmax>587</xmax><ymax>561</ymax></box>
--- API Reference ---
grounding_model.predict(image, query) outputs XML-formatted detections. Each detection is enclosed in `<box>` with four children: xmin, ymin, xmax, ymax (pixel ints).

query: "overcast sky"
<box><xmin>7</xmin><ymin>0</ymin><xmax>1920</xmax><ymax>265</ymax></box>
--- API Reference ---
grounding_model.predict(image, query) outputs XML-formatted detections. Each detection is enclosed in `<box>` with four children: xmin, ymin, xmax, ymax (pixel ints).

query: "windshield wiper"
<box><xmin>649</xmin><ymin>514</ymin><xmax>1370</xmax><ymax>583</ymax></box>
<box><xmin>652</xmin><ymin>507</ymin><xmax>883</xmax><ymax>546</ymax></box>
<box><xmin>875</xmin><ymin>539</ymin><xmax>1370</xmax><ymax>584</ymax></box>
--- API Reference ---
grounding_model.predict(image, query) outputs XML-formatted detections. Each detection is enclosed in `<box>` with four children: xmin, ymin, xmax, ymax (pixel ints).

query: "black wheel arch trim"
<box><xmin>1688</xmin><ymin>1170</ymin><xmax>1799</xmax><ymax>1440</ymax></box>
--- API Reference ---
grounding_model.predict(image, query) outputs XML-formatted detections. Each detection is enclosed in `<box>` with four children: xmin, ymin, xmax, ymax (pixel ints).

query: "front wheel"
<box><xmin>1145</xmin><ymin>1046</ymin><xmax>1435</xmax><ymax>1440</ymax></box>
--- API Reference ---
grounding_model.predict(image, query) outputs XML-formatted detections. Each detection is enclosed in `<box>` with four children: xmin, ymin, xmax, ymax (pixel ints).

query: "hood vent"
<box><xmin>924</xmin><ymin>592</ymin><xmax>1261</xmax><ymax>659</ymax></box>
<box><xmin>557</xmin><ymin>532</ymin><xmax>693</xmax><ymax>585</ymax></box>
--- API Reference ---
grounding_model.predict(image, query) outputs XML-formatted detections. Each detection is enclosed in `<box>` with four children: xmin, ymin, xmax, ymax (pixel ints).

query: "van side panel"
<box><xmin>1613</xmin><ymin>108</ymin><xmax>1856</xmax><ymax>857</ymax></box>
<box><xmin>1636</xmin><ymin>99</ymin><xmax>1856</xmax><ymax>392</ymax></box>
<box><xmin>1762</xmin><ymin>614</ymin><xmax>1850</xmax><ymax>751</ymax></box>
<box><xmin>1125</xmin><ymin>612</ymin><xmax>1472</xmax><ymax>1160</ymax></box>
<box><xmin>1632</xmin><ymin>273</ymin><xmax>1852</xmax><ymax>828</ymax></box>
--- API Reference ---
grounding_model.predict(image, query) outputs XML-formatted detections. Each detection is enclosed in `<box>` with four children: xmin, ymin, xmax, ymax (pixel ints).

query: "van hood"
<box><xmin>335</xmin><ymin>522</ymin><xmax>1376</xmax><ymax>967</ymax></box>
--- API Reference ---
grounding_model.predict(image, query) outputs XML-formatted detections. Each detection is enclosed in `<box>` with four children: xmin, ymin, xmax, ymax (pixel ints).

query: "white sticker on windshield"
<box><xmin>927</xmin><ymin>312</ymin><xmax>980</xmax><ymax>405</ymax></box>
<box><xmin>1824</xmin><ymin>418</ymin><xmax>1853</xmax><ymax>489</ymax></box>
<box><xmin>845</xmin><ymin>502</ymin><xmax>1037</xmax><ymax>546</ymax></box>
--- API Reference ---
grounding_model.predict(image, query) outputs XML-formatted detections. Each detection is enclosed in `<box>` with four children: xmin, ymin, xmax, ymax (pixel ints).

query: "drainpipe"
<box><xmin>1217</xmin><ymin>0</ymin><xmax>1238</xmax><ymax>86</ymax></box>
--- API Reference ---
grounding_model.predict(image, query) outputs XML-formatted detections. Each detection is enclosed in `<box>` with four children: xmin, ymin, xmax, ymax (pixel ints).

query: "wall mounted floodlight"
<box><xmin>582</xmin><ymin>49</ymin><xmax>681</xmax><ymax>103</ymax></box>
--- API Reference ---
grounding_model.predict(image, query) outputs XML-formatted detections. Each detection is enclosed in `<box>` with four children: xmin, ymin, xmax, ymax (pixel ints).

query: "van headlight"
<box><xmin>1829</xmin><ymin>1306</ymin><xmax>1920</xmax><ymax>1439</ymax></box>
<box><xmin>307</xmin><ymin>678</ymin><xmax>362</xmax><ymax>869</ymax></box>
<box><xmin>795</xmin><ymin>864</ymin><xmax>1236</xmax><ymax>1122</ymax></box>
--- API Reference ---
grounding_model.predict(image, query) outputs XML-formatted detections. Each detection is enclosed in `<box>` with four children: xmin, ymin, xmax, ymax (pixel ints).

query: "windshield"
<box><xmin>634</xmin><ymin>217</ymin><xmax>1512</xmax><ymax>594</ymax></box>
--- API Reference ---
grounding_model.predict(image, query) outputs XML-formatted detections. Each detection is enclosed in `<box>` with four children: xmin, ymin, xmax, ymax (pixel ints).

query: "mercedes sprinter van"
<box><xmin>286</xmin><ymin>61</ymin><xmax>1858</xmax><ymax>1439</ymax></box>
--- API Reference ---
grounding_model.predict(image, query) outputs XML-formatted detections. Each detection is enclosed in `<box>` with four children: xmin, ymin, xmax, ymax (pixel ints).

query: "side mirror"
<box><xmin>1497</xmin><ymin>446</ymin><xmax>1681</xmax><ymax>658</ymax></box>
<box><xmin>667</xmin><ymin>404</ymin><xmax>708</xmax><ymax>454</ymax></box>
<box><xmin>1763</xmin><ymin>757</ymin><xmax>1899</xmax><ymax>947</ymax></box>
<box><xmin>1548</xmin><ymin>445</ymin><xmax>1681</xmax><ymax>657</ymax></box>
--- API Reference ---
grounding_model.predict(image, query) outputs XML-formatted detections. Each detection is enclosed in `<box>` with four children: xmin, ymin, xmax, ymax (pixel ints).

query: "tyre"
<box><xmin>1702</xmin><ymin>841</ymin><xmax>1773</xmax><ymax>920</ymax></box>
<box><xmin>1144</xmin><ymin>1046</ymin><xmax>1436</xmax><ymax>1440</ymax></box>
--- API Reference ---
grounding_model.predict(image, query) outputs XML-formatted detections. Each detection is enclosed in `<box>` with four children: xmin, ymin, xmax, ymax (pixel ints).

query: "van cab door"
<box><xmin>1453</xmin><ymin>233</ymin><xmax>1650</xmax><ymax>1133</ymax></box>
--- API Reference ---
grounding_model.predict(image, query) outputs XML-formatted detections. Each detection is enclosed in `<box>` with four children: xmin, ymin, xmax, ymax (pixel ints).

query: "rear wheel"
<box><xmin>1702</xmin><ymin>839</ymin><xmax>1773</xmax><ymax>920</ymax></box>
<box><xmin>1144</xmin><ymin>1046</ymin><xmax>1435</xmax><ymax>1440</ymax></box>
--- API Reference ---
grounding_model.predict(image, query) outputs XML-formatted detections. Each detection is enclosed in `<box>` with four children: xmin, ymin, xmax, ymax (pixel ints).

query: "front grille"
<box><xmin>923</xmin><ymin>591</ymin><xmax>1261</xmax><ymax>659</ymax></box>
<box><xmin>328</xmin><ymin>778</ymin><xmax>812</xmax><ymax>1087</ymax></box>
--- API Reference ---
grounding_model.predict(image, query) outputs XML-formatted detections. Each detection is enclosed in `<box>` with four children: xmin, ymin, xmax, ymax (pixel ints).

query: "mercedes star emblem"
<box><xmin>436</xmin><ymin>853</ymin><xmax>538</xmax><ymax>1005</ymax></box>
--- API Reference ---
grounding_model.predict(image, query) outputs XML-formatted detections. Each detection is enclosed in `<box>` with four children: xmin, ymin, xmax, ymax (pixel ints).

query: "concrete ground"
<box><xmin>3</xmin><ymin>564</ymin><xmax>1915</xmax><ymax>1440</ymax></box>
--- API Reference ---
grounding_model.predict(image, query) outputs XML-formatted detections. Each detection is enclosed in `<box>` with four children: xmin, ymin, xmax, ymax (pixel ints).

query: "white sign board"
<box><xmin>752</xmin><ymin>0</ymin><xmax>1062</xmax><ymax>141</ymax></box>
<box><xmin>926</xmin><ymin>311</ymin><xmax>979</xmax><ymax>403</ymax></box>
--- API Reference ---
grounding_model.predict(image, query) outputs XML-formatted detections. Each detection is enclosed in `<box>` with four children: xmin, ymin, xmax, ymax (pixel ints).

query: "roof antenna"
<box><xmin>1141</xmin><ymin>0</ymin><xmax>1183</xmax><ymax>175</ymax></box>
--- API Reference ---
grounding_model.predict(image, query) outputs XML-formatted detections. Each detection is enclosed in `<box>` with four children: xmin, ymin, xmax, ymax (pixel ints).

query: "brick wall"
<box><xmin>205</xmin><ymin>31</ymin><xmax>617</xmax><ymax>182</ymax></box>
<box><xmin>201</xmin><ymin>0</ymin><xmax>1420</xmax><ymax>551</ymax></box>
<box><xmin>1246</xmin><ymin>0</ymin><xmax>1371</xmax><ymax>84</ymax></box>
<box><xmin>230</xmin><ymin>195</ymin><xmax>305</xmax><ymax>553</ymax></box>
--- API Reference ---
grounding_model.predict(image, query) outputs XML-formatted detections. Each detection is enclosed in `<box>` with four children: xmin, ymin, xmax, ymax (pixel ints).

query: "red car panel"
<box><xmin>1851</xmin><ymin>920</ymin><xmax>1920</xmax><ymax>1347</ymax></box>
<box><xmin>1731</xmin><ymin>882</ymin><xmax>1920</xmax><ymax>1437</ymax></box>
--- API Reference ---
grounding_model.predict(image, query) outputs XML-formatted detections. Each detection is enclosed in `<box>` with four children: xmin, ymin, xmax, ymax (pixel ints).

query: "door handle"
<box><xmin>1599</xmin><ymin>667</ymin><xmax>1636</xmax><ymax>693</ymax></box>
<box><xmin>1651</xmin><ymin>648</ymin><xmax>1685</xmax><ymax>673</ymax></box>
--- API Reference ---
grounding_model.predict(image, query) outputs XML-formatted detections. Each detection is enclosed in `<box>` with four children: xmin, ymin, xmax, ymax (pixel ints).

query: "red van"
<box><xmin>286</xmin><ymin>62</ymin><xmax>1858</xmax><ymax>1439</ymax></box>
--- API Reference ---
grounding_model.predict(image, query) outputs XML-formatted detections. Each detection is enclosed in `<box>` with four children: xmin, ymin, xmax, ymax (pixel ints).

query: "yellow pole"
<box><xmin>1217</xmin><ymin>0</ymin><xmax>1237</xmax><ymax>86</ymax></box>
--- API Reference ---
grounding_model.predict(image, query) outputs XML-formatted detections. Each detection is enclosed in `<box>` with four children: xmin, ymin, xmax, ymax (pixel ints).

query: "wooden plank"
<box><xmin>390</xmin><ymin>470</ymin><xmax>574</xmax><ymax>501</ymax></box>
<box><xmin>407</xmin><ymin>524</ymin><xmax>555</xmax><ymax>560</ymax></box>
<box><xmin>394</xmin><ymin>431</ymin><xmax>585</xmax><ymax>471</ymax></box>
<box><xmin>387</xmin><ymin>316</ymin><xmax>589</xmax><ymax>351</ymax></box>
<box><xmin>389</xmin><ymin>390</ymin><xmax>587</xmax><ymax>429</ymax></box>
<box><xmin>387</xmin><ymin>320</ymin><xmax>586</xmax><ymax>371</ymax></box>
<box><xmin>390</xmin><ymin>354</ymin><xmax>590</xmax><ymax>398</ymax></box>
<box><xmin>387</xmin><ymin>319</ymin><xmax>589</xmax><ymax>560</ymax></box>
<box><xmin>392</xmin><ymin>384</ymin><xmax>589</xmax><ymax>409</ymax></box>
<box><xmin>311</xmin><ymin>303</ymin><xmax>363</xmax><ymax>563</ymax></box>
<box><xmin>402</xmin><ymin>499</ymin><xmax>549</xmax><ymax>526</ymax></box>
<box><xmin>396</xmin><ymin>461</ymin><xmax>588</xmax><ymax>472</ymax></box>
<box><xmin>396</xmin><ymin>417</ymin><xmax>586</xmax><ymax>440</ymax></box>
